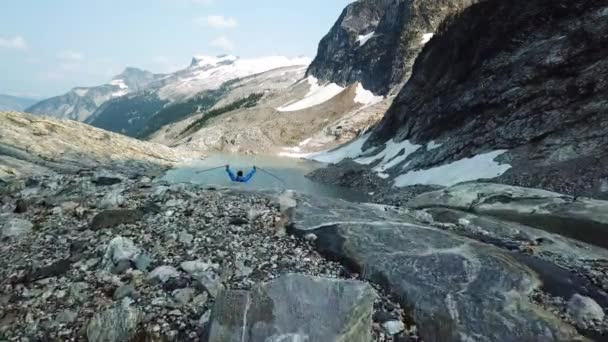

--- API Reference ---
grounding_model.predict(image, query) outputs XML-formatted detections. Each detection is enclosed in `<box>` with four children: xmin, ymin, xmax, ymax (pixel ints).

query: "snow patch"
<box><xmin>354</xmin><ymin>83</ymin><xmax>383</xmax><ymax>106</ymax></box>
<box><xmin>427</xmin><ymin>141</ymin><xmax>443</xmax><ymax>150</ymax></box>
<box><xmin>277</xmin><ymin>78</ymin><xmax>345</xmax><ymax>112</ymax></box>
<box><xmin>394</xmin><ymin>150</ymin><xmax>511</xmax><ymax>187</ymax></box>
<box><xmin>356</xmin><ymin>139</ymin><xmax>422</xmax><ymax>173</ymax></box>
<box><xmin>73</xmin><ymin>88</ymin><xmax>89</xmax><ymax>97</ymax></box>
<box><xmin>309</xmin><ymin>133</ymin><xmax>371</xmax><ymax>164</ymax></box>
<box><xmin>109</xmin><ymin>79</ymin><xmax>128</xmax><ymax>89</ymax></box>
<box><xmin>421</xmin><ymin>33</ymin><xmax>434</xmax><ymax>45</ymax></box>
<box><xmin>357</xmin><ymin>31</ymin><xmax>375</xmax><ymax>46</ymax></box>
<box><xmin>299</xmin><ymin>138</ymin><xmax>312</xmax><ymax>147</ymax></box>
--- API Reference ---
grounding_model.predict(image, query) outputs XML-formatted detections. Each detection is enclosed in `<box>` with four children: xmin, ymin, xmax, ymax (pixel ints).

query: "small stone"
<box><xmin>56</xmin><ymin>310</ymin><xmax>78</xmax><ymax>324</ymax></box>
<box><xmin>168</xmin><ymin>309</ymin><xmax>182</xmax><ymax>316</ymax></box>
<box><xmin>135</xmin><ymin>253</ymin><xmax>152</xmax><ymax>271</ymax></box>
<box><xmin>70</xmin><ymin>282</ymin><xmax>89</xmax><ymax>302</ymax></box>
<box><xmin>567</xmin><ymin>294</ymin><xmax>605</xmax><ymax>326</ymax></box>
<box><xmin>199</xmin><ymin>310</ymin><xmax>211</xmax><ymax>326</ymax></box>
<box><xmin>113</xmin><ymin>284</ymin><xmax>136</xmax><ymax>301</ymax></box>
<box><xmin>173</xmin><ymin>288</ymin><xmax>195</xmax><ymax>305</ymax></box>
<box><xmin>178</xmin><ymin>230</ymin><xmax>194</xmax><ymax>246</ymax></box>
<box><xmin>92</xmin><ymin>176</ymin><xmax>122</xmax><ymax>186</ymax></box>
<box><xmin>99</xmin><ymin>190</ymin><xmax>125</xmax><ymax>209</ymax></box>
<box><xmin>304</xmin><ymin>233</ymin><xmax>318</xmax><ymax>242</ymax></box>
<box><xmin>382</xmin><ymin>320</ymin><xmax>405</xmax><ymax>335</ymax></box>
<box><xmin>102</xmin><ymin>236</ymin><xmax>140</xmax><ymax>271</ymax></box>
<box><xmin>14</xmin><ymin>199</ymin><xmax>28</xmax><ymax>213</ymax></box>
<box><xmin>90</xmin><ymin>210</ymin><xmax>143</xmax><ymax>230</ymax></box>
<box><xmin>148</xmin><ymin>266</ymin><xmax>180</xmax><ymax>283</ymax></box>
<box><xmin>27</xmin><ymin>259</ymin><xmax>71</xmax><ymax>282</ymax></box>
<box><xmin>112</xmin><ymin>260</ymin><xmax>134</xmax><ymax>275</ymax></box>
<box><xmin>163</xmin><ymin>276</ymin><xmax>190</xmax><ymax>292</ymax></box>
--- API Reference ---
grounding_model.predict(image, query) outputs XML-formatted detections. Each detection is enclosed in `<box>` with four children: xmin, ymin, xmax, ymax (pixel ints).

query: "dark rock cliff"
<box><xmin>307</xmin><ymin>0</ymin><xmax>477</xmax><ymax>95</ymax></box>
<box><xmin>368</xmin><ymin>0</ymin><xmax>608</xmax><ymax>197</ymax></box>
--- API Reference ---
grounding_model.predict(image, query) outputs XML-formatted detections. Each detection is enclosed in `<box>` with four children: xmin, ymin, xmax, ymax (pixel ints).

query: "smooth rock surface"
<box><xmin>408</xmin><ymin>183</ymin><xmax>608</xmax><ymax>248</ymax></box>
<box><xmin>208</xmin><ymin>273</ymin><xmax>376</xmax><ymax>342</ymax></box>
<box><xmin>289</xmin><ymin>193</ymin><xmax>583</xmax><ymax>341</ymax></box>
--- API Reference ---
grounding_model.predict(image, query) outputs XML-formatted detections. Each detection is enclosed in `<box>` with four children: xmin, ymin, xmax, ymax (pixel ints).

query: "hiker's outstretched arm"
<box><xmin>226</xmin><ymin>166</ymin><xmax>236</xmax><ymax>181</ymax></box>
<box><xmin>242</xmin><ymin>168</ymin><xmax>256</xmax><ymax>182</ymax></box>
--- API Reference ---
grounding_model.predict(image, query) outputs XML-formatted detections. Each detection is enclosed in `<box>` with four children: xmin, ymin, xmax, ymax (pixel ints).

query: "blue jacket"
<box><xmin>226</xmin><ymin>167</ymin><xmax>256</xmax><ymax>183</ymax></box>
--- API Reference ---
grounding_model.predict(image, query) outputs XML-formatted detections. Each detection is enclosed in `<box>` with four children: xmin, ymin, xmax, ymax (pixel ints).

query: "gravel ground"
<box><xmin>0</xmin><ymin>172</ymin><xmax>416</xmax><ymax>341</ymax></box>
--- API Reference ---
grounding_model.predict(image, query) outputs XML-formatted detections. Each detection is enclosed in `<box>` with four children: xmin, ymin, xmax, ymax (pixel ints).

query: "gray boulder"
<box><xmin>148</xmin><ymin>266</ymin><xmax>180</xmax><ymax>283</ymax></box>
<box><xmin>1</xmin><ymin>218</ymin><xmax>33</xmax><ymax>240</ymax></box>
<box><xmin>290</xmin><ymin>193</ymin><xmax>582</xmax><ymax>341</ymax></box>
<box><xmin>568</xmin><ymin>294</ymin><xmax>605</xmax><ymax>327</ymax></box>
<box><xmin>86</xmin><ymin>300</ymin><xmax>142</xmax><ymax>342</ymax></box>
<box><xmin>102</xmin><ymin>236</ymin><xmax>140</xmax><ymax>271</ymax></box>
<box><xmin>408</xmin><ymin>183</ymin><xmax>608</xmax><ymax>248</ymax></box>
<box><xmin>208</xmin><ymin>274</ymin><xmax>376</xmax><ymax>342</ymax></box>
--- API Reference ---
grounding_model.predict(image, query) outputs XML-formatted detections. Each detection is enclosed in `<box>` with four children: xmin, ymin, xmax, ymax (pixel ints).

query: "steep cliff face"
<box><xmin>306</xmin><ymin>0</ymin><xmax>477</xmax><ymax>95</ymax></box>
<box><xmin>365</xmin><ymin>0</ymin><xmax>608</xmax><ymax>196</ymax></box>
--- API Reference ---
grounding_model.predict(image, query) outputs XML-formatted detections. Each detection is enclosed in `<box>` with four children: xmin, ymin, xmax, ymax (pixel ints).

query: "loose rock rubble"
<box><xmin>0</xmin><ymin>172</ymin><xmax>413</xmax><ymax>341</ymax></box>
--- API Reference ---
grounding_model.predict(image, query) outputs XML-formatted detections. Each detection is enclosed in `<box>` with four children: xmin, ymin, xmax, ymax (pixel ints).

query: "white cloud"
<box><xmin>198</xmin><ymin>15</ymin><xmax>238</xmax><ymax>29</ymax></box>
<box><xmin>0</xmin><ymin>35</ymin><xmax>27</xmax><ymax>50</ymax></box>
<box><xmin>210</xmin><ymin>35</ymin><xmax>234</xmax><ymax>51</ymax></box>
<box><xmin>57</xmin><ymin>50</ymin><xmax>84</xmax><ymax>61</ymax></box>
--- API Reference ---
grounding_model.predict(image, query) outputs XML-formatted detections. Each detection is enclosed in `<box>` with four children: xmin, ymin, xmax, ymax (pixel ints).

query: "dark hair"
<box><xmin>237</xmin><ymin>170</ymin><xmax>243</xmax><ymax>177</ymax></box>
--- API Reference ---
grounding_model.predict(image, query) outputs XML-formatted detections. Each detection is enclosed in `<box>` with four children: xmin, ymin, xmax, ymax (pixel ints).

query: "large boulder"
<box><xmin>408</xmin><ymin>183</ymin><xmax>608</xmax><ymax>248</ymax></box>
<box><xmin>289</xmin><ymin>193</ymin><xmax>583</xmax><ymax>341</ymax></box>
<box><xmin>207</xmin><ymin>274</ymin><xmax>376</xmax><ymax>342</ymax></box>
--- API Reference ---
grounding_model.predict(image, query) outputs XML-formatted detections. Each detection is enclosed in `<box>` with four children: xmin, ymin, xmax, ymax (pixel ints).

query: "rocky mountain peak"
<box><xmin>307</xmin><ymin>0</ymin><xmax>478</xmax><ymax>96</ymax></box>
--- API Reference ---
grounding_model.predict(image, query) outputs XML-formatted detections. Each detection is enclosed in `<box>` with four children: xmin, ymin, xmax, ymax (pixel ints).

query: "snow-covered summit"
<box><xmin>159</xmin><ymin>55</ymin><xmax>312</xmax><ymax>100</ymax></box>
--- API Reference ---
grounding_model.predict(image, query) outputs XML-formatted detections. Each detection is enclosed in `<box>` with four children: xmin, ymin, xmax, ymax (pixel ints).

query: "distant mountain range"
<box><xmin>26</xmin><ymin>68</ymin><xmax>165</xmax><ymax>122</ymax></box>
<box><xmin>0</xmin><ymin>94</ymin><xmax>37</xmax><ymax>111</ymax></box>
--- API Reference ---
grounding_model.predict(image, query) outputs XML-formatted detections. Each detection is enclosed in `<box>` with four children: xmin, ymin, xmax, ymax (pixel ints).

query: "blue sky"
<box><xmin>0</xmin><ymin>0</ymin><xmax>352</xmax><ymax>98</ymax></box>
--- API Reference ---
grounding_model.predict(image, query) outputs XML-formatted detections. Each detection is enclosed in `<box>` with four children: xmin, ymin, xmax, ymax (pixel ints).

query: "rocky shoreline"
<box><xmin>0</xmin><ymin>172</ymin><xmax>414</xmax><ymax>341</ymax></box>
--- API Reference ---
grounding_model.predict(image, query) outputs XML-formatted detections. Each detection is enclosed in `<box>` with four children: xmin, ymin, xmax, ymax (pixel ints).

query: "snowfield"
<box><xmin>277</xmin><ymin>76</ymin><xmax>345</xmax><ymax>112</ymax></box>
<box><xmin>158</xmin><ymin>55</ymin><xmax>312</xmax><ymax>101</ymax></box>
<box><xmin>394</xmin><ymin>150</ymin><xmax>511</xmax><ymax>187</ymax></box>
<box><xmin>354</xmin><ymin>84</ymin><xmax>384</xmax><ymax>105</ymax></box>
<box><xmin>357</xmin><ymin>31</ymin><xmax>375</xmax><ymax>46</ymax></box>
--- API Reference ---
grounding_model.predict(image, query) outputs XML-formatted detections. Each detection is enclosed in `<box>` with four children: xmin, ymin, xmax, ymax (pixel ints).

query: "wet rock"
<box><xmin>2</xmin><ymin>218</ymin><xmax>33</xmax><ymax>241</ymax></box>
<box><xmin>208</xmin><ymin>274</ymin><xmax>376</xmax><ymax>342</ymax></box>
<box><xmin>113</xmin><ymin>284</ymin><xmax>136</xmax><ymax>301</ymax></box>
<box><xmin>90</xmin><ymin>209</ymin><xmax>143</xmax><ymax>230</ymax></box>
<box><xmin>139</xmin><ymin>201</ymin><xmax>162</xmax><ymax>215</ymax></box>
<box><xmin>14</xmin><ymin>199</ymin><xmax>28</xmax><ymax>213</ymax></box>
<box><xmin>383</xmin><ymin>320</ymin><xmax>405</xmax><ymax>335</ymax></box>
<box><xmin>229</xmin><ymin>216</ymin><xmax>248</xmax><ymax>225</ymax></box>
<box><xmin>148</xmin><ymin>266</ymin><xmax>180</xmax><ymax>284</ymax></box>
<box><xmin>92</xmin><ymin>176</ymin><xmax>122</xmax><ymax>186</ymax></box>
<box><xmin>567</xmin><ymin>294</ymin><xmax>605</xmax><ymax>326</ymax></box>
<box><xmin>86</xmin><ymin>300</ymin><xmax>142</xmax><ymax>342</ymax></box>
<box><xmin>102</xmin><ymin>236</ymin><xmax>140</xmax><ymax>271</ymax></box>
<box><xmin>27</xmin><ymin>259</ymin><xmax>71</xmax><ymax>282</ymax></box>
